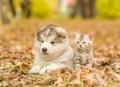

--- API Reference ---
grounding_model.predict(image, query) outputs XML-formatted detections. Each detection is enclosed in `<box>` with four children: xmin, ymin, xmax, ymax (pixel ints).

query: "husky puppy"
<box><xmin>29</xmin><ymin>24</ymin><xmax>74</xmax><ymax>74</ymax></box>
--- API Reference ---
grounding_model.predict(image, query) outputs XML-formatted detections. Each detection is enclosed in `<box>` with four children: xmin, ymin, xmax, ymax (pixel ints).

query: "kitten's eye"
<box><xmin>83</xmin><ymin>42</ymin><xmax>86</xmax><ymax>44</ymax></box>
<box><xmin>77</xmin><ymin>41</ymin><xmax>80</xmax><ymax>44</ymax></box>
<box><xmin>41</xmin><ymin>40</ymin><xmax>44</xmax><ymax>43</ymax></box>
<box><xmin>51</xmin><ymin>41</ymin><xmax>55</xmax><ymax>44</ymax></box>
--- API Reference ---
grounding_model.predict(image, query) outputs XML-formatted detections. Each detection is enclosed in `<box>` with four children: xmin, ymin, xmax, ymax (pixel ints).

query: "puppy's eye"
<box><xmin>51</xmin><ymin>41</ymin><xmax>55</xmax><ymax>44</ymax></box>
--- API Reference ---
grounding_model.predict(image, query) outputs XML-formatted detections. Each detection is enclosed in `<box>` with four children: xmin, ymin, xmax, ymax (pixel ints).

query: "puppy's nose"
<box><xmin>42</xmin><ymin>48</ymin><xmax>47</xmax><ymax>52</ymax></box>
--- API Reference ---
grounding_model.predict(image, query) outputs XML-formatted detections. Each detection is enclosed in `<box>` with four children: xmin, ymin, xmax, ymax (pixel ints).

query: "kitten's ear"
<box><xmin>88</xmin><ymin>33</ymin><xmax>94</xmax><ymax>43</ymax></box>
<box><xmin>73</xmin><ymin>32</ymin><xmax>80</xmax><ymax>38</ymax></box>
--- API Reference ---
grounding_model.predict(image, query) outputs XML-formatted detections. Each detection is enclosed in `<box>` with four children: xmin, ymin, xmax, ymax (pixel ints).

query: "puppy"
<box><xmin>29</xmin><ymin>24</ymin><xmax>74</xmax><ymax>74</ymax></box>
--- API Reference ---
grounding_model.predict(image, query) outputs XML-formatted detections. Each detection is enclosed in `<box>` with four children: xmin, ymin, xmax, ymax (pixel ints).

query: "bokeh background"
<box><xmin>0</xmin><ymin>0</ymin><xmax>120</xmax><ymax>23</ymax></box>
<box><xmin>0</xmin><ymin>0</ymin><xmax>120</xmax><ymax>86</ymax></box>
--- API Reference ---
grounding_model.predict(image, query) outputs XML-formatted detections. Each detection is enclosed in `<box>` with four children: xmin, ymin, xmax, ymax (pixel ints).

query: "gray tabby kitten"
<box><xmin>73</xmin><ymin>32</ymin><xmax>94</xmax><ymax>70</ymax></box>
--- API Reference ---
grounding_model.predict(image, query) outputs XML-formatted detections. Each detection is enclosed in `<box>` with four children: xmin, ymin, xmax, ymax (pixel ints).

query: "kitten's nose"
<box><xmin>42</xmin><ymin>48</ymin><xmax>47</xmax><ymax>52</ymax></box>
<box><xmin>79</xmin><ymin>45</ymin><xmax>82</xmax><ymax>47</ymax></box>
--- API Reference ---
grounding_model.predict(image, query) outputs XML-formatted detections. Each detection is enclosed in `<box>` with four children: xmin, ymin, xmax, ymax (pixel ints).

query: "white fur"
<box><xmin>29</xmin><ymin>26</ymin><xmax>74</xmax><ymax>74</ymax></box>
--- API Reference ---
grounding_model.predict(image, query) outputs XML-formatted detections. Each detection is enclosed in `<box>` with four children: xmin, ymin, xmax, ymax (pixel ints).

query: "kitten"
<box><xmin>73</xmin><ymin>32</ymin><xmax>94</xmax><ymax>69</ymax></box>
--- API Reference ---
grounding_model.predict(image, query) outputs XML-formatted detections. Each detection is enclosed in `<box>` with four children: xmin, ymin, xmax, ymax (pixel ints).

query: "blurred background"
<box><xmin>0</xmin><ymin>0</ymin><xmax>120</xmax><ymax>23</ymax></box>
<box><xmin>0</xmin><ymin>1</ymin><xmax>120</xmax><ymax>86</ymax></box>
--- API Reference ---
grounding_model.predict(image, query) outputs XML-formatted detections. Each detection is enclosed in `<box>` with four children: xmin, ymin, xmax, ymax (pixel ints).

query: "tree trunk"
<box><xmin>81</xmin><ymin>0</ymin><xmax>96</xmax><ymax>18</ymax></box>
<box><xmin>71</xmin><ymin>0</ymin><xmax>96</xmax><ymax>18</ymax></box>
<box><xmin>21</xmin><ymin>0</ymin><xmax>31</xmax><ymax>18</ymax></box>
<box><xmin>70</xmin><ymin>0</ymin><xmax>81</xmax><ymax>18</ymax></box>
<box><xmin>9</xmin><ymin>0</ymin><xmax>16</xmax><ymax>17</ymax></box>
<box><xmin>89</xmin><ymin>0</ymin><xmax>96</xmax><ymax>17</ymax></box>
<box><xmin>0</xmin><ymin>0</ymin><xmax>10</xmax><ymax>24</ymax></box>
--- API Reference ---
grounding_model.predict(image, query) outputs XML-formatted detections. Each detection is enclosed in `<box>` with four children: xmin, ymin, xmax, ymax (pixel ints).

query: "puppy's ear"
<box><xmin>55</xmin><ymin>27</ymin><xmax>67</xmax><ymax>38</ymax></box>
<box><xmin>73</xmin><ymin>32</ymin><xmax>80</xmax><ymax>39</ymax></box>
<box><xmin>35</xmin><ymin>25</ymin><xmax>46</xmax><ymax>40</ymax></box>
<box><xmin>36</xmin><ymin>30</ymin><xmax>41</xmax><ymax>40</ymax></box>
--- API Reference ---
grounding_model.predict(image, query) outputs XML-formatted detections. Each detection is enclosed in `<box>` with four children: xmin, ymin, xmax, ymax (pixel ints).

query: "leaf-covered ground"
<box><xmin>0</xmin><ymin>19</ymin><xmax>120</xmax><ymax>87</ymax></box>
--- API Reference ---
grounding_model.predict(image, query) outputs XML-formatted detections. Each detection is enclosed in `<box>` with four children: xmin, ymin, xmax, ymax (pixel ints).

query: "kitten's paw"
<box><xmin>74</xmin><ymin>64</ymin><xmax>81</xmax><ymax>70</ymax></box>
<box><xmin>85</xmin><ymin>64</ymin><xmax>92</xmax><ymax>69</ymax></box>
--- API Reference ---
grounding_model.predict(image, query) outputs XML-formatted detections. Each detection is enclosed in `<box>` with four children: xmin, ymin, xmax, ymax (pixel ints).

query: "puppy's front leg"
<box><xmin>29</xmin><ymin>64</ymin><xmax>41</xmax><ymax>73</ymax></box>
<box><xmin>39</xmin><ymin>63</ymin><xmax>63</xmax><ymax>74</ymax></box>
<box><xmin>29</xmin><ymin>52</ymin><xmax>43</xmax><ymax>73</ymax></box>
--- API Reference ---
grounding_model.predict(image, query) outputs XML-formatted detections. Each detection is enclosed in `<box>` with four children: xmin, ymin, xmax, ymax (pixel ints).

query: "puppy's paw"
<box><xmin>39</xmin><ymin>67</ymin><xmax>52</xmax><ymax>75</ymax></box>
<box><xmin>29</xmin><ymin>65</ymin><xmax>40</xmax><ymax>73</ymax></box>
<box><xmin>39</xmin><ymin>64</ymin><xmax>61</xmax><ymax>74</ymax></box>
<box><xmin>39</xmin><ymin>68</ymin><xmax>47</xmax><ymax>75</ymax></box>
